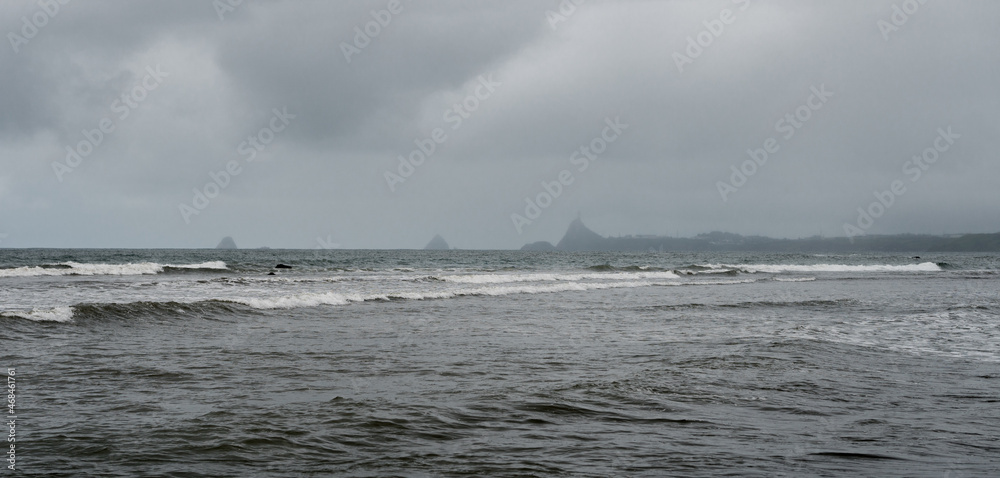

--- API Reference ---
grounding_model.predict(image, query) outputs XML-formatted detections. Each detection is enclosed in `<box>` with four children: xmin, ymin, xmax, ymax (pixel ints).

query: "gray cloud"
<box><xmin>1</xmin><ymin>0</ymin><xmax>998</xmax><ymax>248</ymax></box>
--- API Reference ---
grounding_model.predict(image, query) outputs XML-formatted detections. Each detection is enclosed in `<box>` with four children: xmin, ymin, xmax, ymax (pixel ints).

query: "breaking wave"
<box><xmin>226</xmin><ymin>281</ymin><xmax>668</xmax><ymax>309</ymax></box>
<box><xmin>436</xmin><ymin>271</ymin><xmax>681</xmax><ymax>284</ymax></box>
<box><xmin>585</xmin><ymin>264</ymin><xmax>669</xmax><ymax>272</ymax></box>
<box><xmin>3</xmin><ymin>277</ymin><xmax>768</xmax><ymax>320</ymax></box>
<box><xmin>700</xmin><ymin>262</ymin><xmax>942</xmax><ymax>274</ymax></box>
<box><xmin>1</xmin><ymin>301</ymin><xmax>251</xmax><ymax>323</ymax></box>
<box><xmin>0</xmin><ymin>307</ymin><xmax>74</xmax><ymax>322</ymax></box>
<box><xmin>0</xmin><ymin>261</ymin><xmax>227</xmax><ymax>278</ymax></box>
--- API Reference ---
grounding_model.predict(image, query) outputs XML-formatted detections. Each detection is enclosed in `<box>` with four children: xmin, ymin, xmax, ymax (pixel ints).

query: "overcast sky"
<box><xmin>1</xmin><ymin>0</ymin><xmax>998</xmax><ymax>249</ymax></box>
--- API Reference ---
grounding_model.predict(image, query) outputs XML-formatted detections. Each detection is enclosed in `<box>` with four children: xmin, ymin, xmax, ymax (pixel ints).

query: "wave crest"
<box><xmin>1</xmin><ymin>307</ymin><xmax>74</xmax><ymax>322</ymax></box>
<box><xmin>437</xmin><ymin>271</ymin><xmax>681</xmax><ymax>284</ymax></box>
<box><xmin>225</xmin><ymin>281</ymin><xmax>658</xmax><ymax>309</ymax></box>
<box><xmin>700</xmin><ymin>262</ymin><xmax>942</xmax><ymax>274</ymax></box>
<box><xmin>0</xmin><ymin>261</ymin><xmax>227</xmax><ymax>278</ymax></box>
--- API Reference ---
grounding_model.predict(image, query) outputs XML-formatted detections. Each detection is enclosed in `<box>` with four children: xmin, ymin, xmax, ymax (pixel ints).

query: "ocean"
<box><xmin>1</xmin><ymin>249</ymin><xmax>998</xmax><ymax>477</ymax></box>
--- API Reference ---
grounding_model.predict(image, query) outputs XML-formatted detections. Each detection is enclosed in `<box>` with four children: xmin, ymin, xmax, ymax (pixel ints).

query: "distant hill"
<box><xmin>525</xmin><ymin>220</ymin><xmax>1000</xmax><ymax>253</ymax></box>
<box><xmin>929</xmin><ymin>233</ymin><xmax>1000</xmax><ymax>252</ymax></box>
<box><xmin>555</xmin><ymin>218</ymin><xmax>606</xmax><ymax>251</ymax></box>
<box><xmin>424</xmin><ymin>234</ymin><xmax>450</xmax><ymax>250</ymax></box>
<box><xmin>216</xmin><ymin>237</ymin><xmax>237</xmax><ymax>249</ymax></box>
<box><xmin>521</xmin><ymin>241</ymin><xmax>557</xmax><ymax>251</ymax></box>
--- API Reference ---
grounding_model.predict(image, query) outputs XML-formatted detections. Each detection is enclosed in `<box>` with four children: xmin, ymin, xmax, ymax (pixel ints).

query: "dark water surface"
<box><xmin>2</xmin><ymin>250</ymin><xmax>998</xmax><ymax>476</ymax></box>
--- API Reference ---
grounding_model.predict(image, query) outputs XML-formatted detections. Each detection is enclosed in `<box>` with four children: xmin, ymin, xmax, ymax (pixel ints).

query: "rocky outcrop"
<box><xmin>424</xmin><ymin>234</ymin><xmax>450</xmax><ymax>250</ymax></box>
<box><xmin>555</xmin><ymin>218</ymin><xmax>607</xmax><ymax>251</ymax></box>
<box><xmin>216</xmin><ymin>236</ymin><xmax>237</xmax><ymax>249</ymax></box>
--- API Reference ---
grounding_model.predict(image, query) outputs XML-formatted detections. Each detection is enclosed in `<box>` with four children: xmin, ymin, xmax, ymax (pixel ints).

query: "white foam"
<box><xmin>167</xmin><ymin>261</ymin><xmax>228</xmax><ymax>270</ymax></box>
<box><xmin>226</xmin><ymin>277</ymin><xmax>772</xmax><ymax>310</ymax></box>
<box><xmin>775</xmin><ymin>277</ymin><xmax>817</xmax><ymax>282</ymax></box>
<box><xmin>228</xmin><ymin>280</ymin><xmax>674</xmax><ymax>310</ymax></box>
<box><xmin>0</xmin><ymin>261</ymin><xmax>227</xmax><ymax>278</ymax></box>
<box><xmin>2</xmin><ymin>275</ymin><xmax>755</xmax><ymax>315</ymax></box>
<box><xmin>229</xmin><ymin>292</ymin><xmax>360</xmax><ymax>309</ymax></box>
<box><xmin>685</xmin><ymin>279</ymin><xmax>758</xmax><ymax>286</ymax></box>
<box><xmin>701</xmin><ymin>262</ymin><xmax>941</xmax><ymax>274</ymax></box>
<box><xmin>2</xmin><ymin>307</ymin><xmax>74</xmax><ymax>322</ymax></box>
<box><xmin>438</xmin><ymin>271</ymin><xmax>681</xmax><ymax>284</ymax></box>
<box><xmin>461</xmin><ymin>281</ymin><xmax>651</xmax><ymax>296</ymax></box>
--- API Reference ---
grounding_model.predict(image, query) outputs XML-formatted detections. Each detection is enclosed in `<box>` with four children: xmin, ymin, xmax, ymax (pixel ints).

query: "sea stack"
<box><xmin>216</xmin><ymin>236</ymin><xmax>237</xmax><ymax>250</ymax></box>
<box><xmin>424</xmin><ymin>234</ymin><xmax>450</xmax><ymax>250</ymax></box>
<box><xmin>555</xmin><ymin>218</ymin><xmax>607</xmax><ymax>251</ymax></box>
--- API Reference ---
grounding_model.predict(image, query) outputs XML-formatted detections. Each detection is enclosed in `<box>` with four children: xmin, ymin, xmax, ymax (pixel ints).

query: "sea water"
<box><xmin>1</xmin><ymin>249</ymin><xmax>998</xmax><ymax>476</ymax></box>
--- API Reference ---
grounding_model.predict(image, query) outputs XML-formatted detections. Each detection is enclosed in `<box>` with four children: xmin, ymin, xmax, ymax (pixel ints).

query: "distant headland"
<box><xmin>522</xmin><ymin>218</ymin><xmax>1000</xmax><ymax>253</ymax></box>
